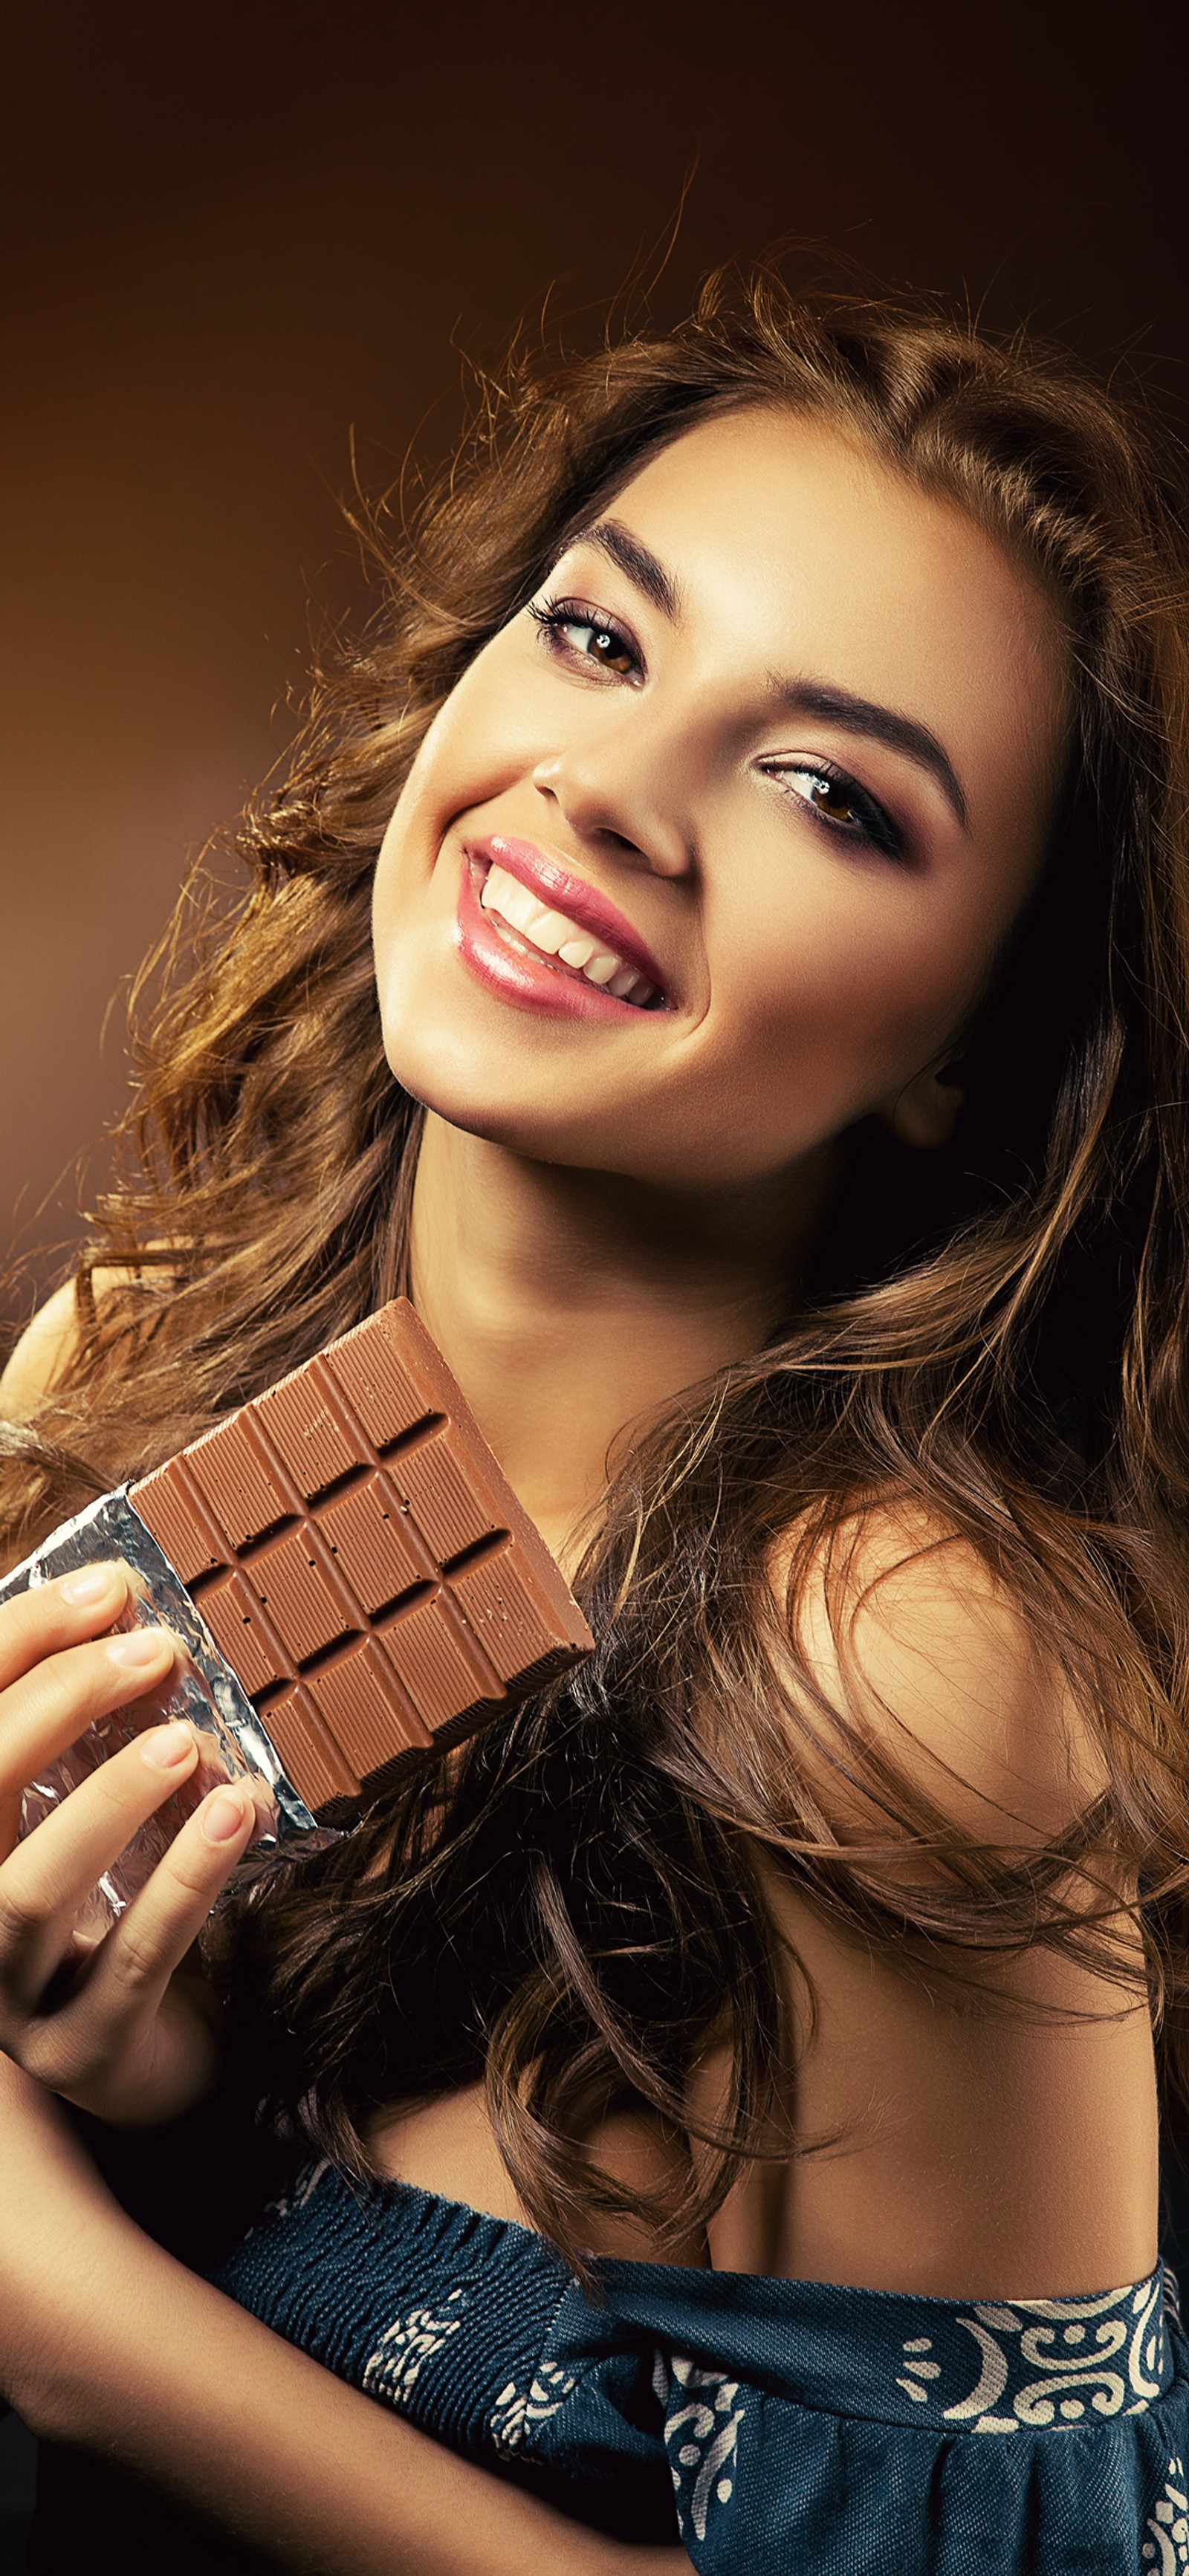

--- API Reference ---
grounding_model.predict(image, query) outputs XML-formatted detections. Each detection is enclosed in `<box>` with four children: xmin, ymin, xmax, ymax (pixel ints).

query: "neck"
<box><xmin>406</xmin><ymin>1113</ymin><xmax>835</xmax><ymax>1565</ymax></box>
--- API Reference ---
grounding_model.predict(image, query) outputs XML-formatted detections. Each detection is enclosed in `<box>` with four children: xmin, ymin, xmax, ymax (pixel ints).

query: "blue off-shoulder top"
<box><xmin>213</xmin><ymin>2161</ymin><xmax>1189</xmax><ymax>2572</ymax></box>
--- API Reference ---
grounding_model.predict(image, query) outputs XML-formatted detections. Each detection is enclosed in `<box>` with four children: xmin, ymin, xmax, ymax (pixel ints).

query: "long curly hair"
<box><xmin>6</xmin><ymin>264</ymin><xmax>1189</xmax><ymax>2271</ymax></box>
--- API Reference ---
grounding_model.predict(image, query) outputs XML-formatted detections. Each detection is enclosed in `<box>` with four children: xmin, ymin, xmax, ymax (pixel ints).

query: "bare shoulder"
<box><xmin>0</xmin><ymin>1282</ymin><xmax>86</xmax><ymax>1418</ymax></box>
<box><xmin>0</xmin><ymin>1267</ymin><xmax>150</xmax><ymax>1419</ymax></box>
<box><xmin>773</xmin><ymin>1499</ymin><xmax>1107</xmax><ymax>1849</ymax></box>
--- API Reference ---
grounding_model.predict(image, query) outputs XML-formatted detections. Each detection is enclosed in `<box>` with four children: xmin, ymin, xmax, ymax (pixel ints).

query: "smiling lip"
<box><xmin>455</xmin><ymin>856</ymin><xmax>659</xmax><ymax>1024</ymax></box>
<box><xmin>466</xmin><ymin>833</ymin><xmax>670</xmax><ymax>998</ymax></box>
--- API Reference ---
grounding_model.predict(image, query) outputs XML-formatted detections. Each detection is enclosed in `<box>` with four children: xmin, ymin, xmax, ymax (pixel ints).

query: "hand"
<box><xmin>0</xmin><ymin>1560</ymin><xmax>260</xmax><ymax>2126</ymax></box>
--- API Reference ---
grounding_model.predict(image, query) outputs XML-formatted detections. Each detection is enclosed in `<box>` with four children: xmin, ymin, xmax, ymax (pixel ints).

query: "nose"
<box><xmin>531</xmin><ymin>731</ymin><xmax>693</xmax><ymax>883</ymax></box>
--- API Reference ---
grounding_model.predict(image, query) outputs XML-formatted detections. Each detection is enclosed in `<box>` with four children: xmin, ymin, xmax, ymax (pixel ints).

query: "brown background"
<box><xmin>1</xmin><ymin>0</ymin><xmax>1186</xmax><ymax>1343</ymax></box>
<box><xmin>0</xmin><ymin>10</ymin><xmax>1188</xmax><ymax>2525</ymax></box>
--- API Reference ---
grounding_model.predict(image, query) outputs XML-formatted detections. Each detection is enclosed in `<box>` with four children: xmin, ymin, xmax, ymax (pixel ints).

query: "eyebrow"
<box><xmin>568</xmin><ymin>519</ymin><xmax>969</xmax><ymax>831</ymax></box>
<box><xmin>768</xmin><ymin>678</ymin><xmax>969</xmax><ymax>831</ymax></box>
<box><xmin>572</xmin><ymin>517</ymin><xmax>684</xmax><ymax>622</ymax></box>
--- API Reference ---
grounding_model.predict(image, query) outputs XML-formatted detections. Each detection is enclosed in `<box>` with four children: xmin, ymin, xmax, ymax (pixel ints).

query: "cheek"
<box><xmin>715</xmin><ymin>876</ymin><xmax>995</xmax><ymax>1099</ymax></box>
<box><xmin>409</xmin><ymin>655</ymin><xmax>549</xmax><ymax>827</ymax></box>
<box><xmin>373</xmin><ymin>660</ymin><xmax>529</xmax><ymax>908</ymax></box>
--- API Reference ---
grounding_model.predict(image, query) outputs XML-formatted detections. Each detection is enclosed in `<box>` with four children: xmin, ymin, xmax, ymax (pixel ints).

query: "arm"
<box><xmin>1</xmin><ymin>2059</ymin><xmax>687</xmax><ymax>2575</ymax></box>
<box><xmin>0</xmin><ymin>1560</ymin><xmax>687</xmax><ymax>2566</ymax></box>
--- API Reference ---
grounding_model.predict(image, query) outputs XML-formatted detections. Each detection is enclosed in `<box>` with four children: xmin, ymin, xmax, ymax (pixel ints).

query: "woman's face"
<box><xmin>372</xmin><ymin>406</ymin><xmax>1069</xmax><ymax>1191</ymax></box>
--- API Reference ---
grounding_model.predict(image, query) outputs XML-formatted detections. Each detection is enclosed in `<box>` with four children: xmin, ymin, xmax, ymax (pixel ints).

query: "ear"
<box><xmin>879</xmin><ymin>1062</ymin><xmax>965</xmax><ymax>1151</ymax></box>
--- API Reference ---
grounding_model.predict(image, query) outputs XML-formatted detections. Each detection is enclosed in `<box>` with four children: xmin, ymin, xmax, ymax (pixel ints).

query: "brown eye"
<box><xmin>762</xmin><ymin>759</ymin><xmax>905</xmax><ymax>861</ymax></box>
<box><xmin>807</xmin><ymin>776</ymin><xmax>861</xmax><ymax>826</ymax></box>
<box><xmin>531</xmin><ymin>598</ymin><xmax>641</xmax><ymax>679</ymax></box>
<box><xmin>572</xmin><ymin>619</ymin><xmax>635</xmax><ymax>675</ymax></box>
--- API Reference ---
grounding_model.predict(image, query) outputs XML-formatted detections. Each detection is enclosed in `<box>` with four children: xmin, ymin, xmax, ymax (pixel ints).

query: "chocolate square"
<box><xmin>130</xmin><ymin>1300</ymin><xmax>592</xmax><ymax>1815</ymax></box>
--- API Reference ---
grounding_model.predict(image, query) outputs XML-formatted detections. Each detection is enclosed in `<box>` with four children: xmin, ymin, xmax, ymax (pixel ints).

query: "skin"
<box><xmin>0</xmin><ymin>405</ymin><xmax>1159</xmax><ymax>2558</ymax></box>
<box><xmin>0</xmin><ymin>2048</ymin><xmax>685</xmax><ymax>2572</ymax></box>
<box><xmin>363</xmin><ymin>410</ymin><xmax>1154</xmax><ymax>2291</ymax></box>
<box><xmin>374</xmin><ymin>404</ymin><xmax>1069</xmax><ymax>1552</ymax></box>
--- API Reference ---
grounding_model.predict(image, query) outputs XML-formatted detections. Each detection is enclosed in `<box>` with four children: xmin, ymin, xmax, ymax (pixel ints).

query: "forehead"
<box><xmin>603</xmin><ymin>405</ymin><xmax>1071</xmax><ymax>809</ymax></box>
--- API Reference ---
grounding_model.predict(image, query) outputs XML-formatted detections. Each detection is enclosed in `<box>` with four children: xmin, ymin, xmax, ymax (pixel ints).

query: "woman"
<box><xmin>1</xmin><ymin>267</ymin><xmax>1188</xmax><ymax>2571</ymax></box>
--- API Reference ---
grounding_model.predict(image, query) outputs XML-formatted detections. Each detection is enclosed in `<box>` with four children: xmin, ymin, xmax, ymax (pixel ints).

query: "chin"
<box><xmin>376</xmin><ymin>987</ymin><xmax>712</xmax><ymax>1188</ymax></box>
<box><xmin>383</xmin><ymin>1045</ymin><xmax>661</xmax><ymax>1178</ymax></box>
<box><xmin>377</xmin><ymin>966</ymin><xmax>574</xmax><ymax>1143</ymax></box>
<box><xmin>381</xmin><ymin>1021</ymin><xmax>564</xmax><ymax>1157</ymax></box>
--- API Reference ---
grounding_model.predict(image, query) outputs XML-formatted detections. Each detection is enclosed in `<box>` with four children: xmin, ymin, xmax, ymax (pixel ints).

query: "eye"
<box><xmin>529</xmin><ymin>596</ymin><xmax>641</xmax><ymax>681</ymax></box>
<box><xmin>761</xmin><ymin>759</ymin><xmax>904</xmax><ymax>860</ymax></box>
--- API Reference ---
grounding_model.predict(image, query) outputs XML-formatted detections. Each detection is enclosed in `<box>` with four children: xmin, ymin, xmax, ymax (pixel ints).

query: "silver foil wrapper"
<box><xmin>2</xmin><ymin>1486</ymin><xmax>324</xmax><ymax>1933</ymax></box>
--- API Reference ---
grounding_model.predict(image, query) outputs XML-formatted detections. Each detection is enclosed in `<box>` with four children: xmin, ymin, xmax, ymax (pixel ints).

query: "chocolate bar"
<box><xmin>129</xmin><ymin>1300</ymin><xmax>592</xmax><ymax>1816</ymax></box>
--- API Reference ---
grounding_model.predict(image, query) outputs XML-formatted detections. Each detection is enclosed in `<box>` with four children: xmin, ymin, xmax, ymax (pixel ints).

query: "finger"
<box><xmin>0</xmin><ymin>1713</ymin><xmax>200</xmax><ymax>2014</ymax></box>
<box><xmin>0</xmin><ymin>1623</ymin><xmax>179</xmax><ymax>1832</ymax></box>
<box><xmin>69</xmin><ymin>1781</ymin><xmax>259</xmax><ymax>2045</ymax></box>
<box><xmin>0</xmin><ymin>1561</ymin><xmax>132</xmax><ymax>1694</ymax></box>
<box><xmin>0</xmin><ymin>1563</ymin><xmax>126</xmax><ymax>1851</ymax></box>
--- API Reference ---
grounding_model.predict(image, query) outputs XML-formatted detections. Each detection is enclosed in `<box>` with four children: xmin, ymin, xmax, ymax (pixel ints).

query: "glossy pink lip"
<box><xmin>455</xmin><ymin>856</ymin><xmax>658</xmax><ymax>1024</ymax></box>
<box><xmin>467</xmin><ymin>832</ymin><xmax>670</xmax><ymax>999</ymax></box>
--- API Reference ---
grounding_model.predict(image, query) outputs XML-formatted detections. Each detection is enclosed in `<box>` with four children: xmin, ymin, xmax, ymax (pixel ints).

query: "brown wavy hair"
<box><xmin>6</xmin><ymin>264</ymin><xmax>1189</xmax><ymax>2269</ymax></box>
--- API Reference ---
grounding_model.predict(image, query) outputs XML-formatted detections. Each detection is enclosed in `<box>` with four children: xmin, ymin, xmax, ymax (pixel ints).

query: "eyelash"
<box><xmin>530</xmin><ymin>594</ymin><xmax>905</xmax><ymax>860</ymax></box>
<box><xmin>759</xmin><ymin>759</ymin><xmax>906</xmax><ymax>861</ymax></box>
<box><xmin>528</xmin><ymin>594</ymin><xmax>643</xmax><ymax>679</ymax></box>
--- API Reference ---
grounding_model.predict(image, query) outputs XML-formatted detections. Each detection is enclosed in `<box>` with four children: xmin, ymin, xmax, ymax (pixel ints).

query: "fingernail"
<box><xmin>201</xmin><ymin>1788</ymin><xmax>251</xmax><ymax>1845</ymax></box>
<box><xmin>141</xmin><ymin>1719</ymin><xmax>195</xmax><ymax>1771</ymax></box>
<box><xmin>108</xmin><ymin>1628</ymin><xmax>169</xmax><ymax>1670</ymax></box>
<box><xmin>62</xmin><ymin>1566</ymin><xmax>117</xmax><ymax>1604</ymax></box>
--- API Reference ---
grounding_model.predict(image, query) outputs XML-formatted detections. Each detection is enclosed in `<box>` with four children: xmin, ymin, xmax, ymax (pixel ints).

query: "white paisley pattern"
<box><xmin>891</xmin><ymin>2273</ymin><xmax>1166</xmax><ymax>2434</ymax></box>
<box><xmin>361</xmin><ymin>2285</ymin><xmax>468</xmax><ymax>2405</ymax></box>
<box><xmin>654</xmin><ymin>2352</ymin><xmax>745</xmax><ymax>2543</ymax></box>
<box><xmin>489</xmin><ymin>2360</ymin><xmax>578</xmax><ymax>2456</ymax></box>
<box><xmin>1144</xmin><ymin>2456</ymin><xmax>1189</xmax><ymax>2572</ymax></box>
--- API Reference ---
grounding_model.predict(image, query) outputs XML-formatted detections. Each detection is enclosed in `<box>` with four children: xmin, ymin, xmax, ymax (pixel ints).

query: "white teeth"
<box><xmin>479</xmin><ymin>868</ymin><xmax>518</xmax><ymax>919</ymax></box>
<box><xmin>479</xmin><ymin>860</ymin><xmax>659</xmax><ymax>1004</ymax></box>
<box><xmin>526</xmin><ymin>906</ymin><xmax>573</xmax><ymax>954</ymax></box>
<box><xmin>481</xmin><ymin>868</ymin><xmax>546</xmax><ymax>939</ymax></box>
